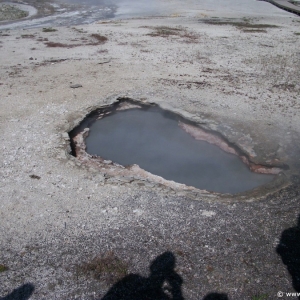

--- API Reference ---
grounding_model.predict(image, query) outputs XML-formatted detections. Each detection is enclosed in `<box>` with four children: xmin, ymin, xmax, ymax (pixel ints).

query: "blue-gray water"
<box><xmin>0</xmin><ymin>0</ymin><xmax>290</xmax><ymax>30</ymax></box>
<box><xmin>59</xmin><ymin>0</ymin><xmax>290</xmax><ymax>17</ymax></box>
<box><xmin>85</xmin><ymin>108</ymin><xmax>274</xmax><ymax>194</ymax></box>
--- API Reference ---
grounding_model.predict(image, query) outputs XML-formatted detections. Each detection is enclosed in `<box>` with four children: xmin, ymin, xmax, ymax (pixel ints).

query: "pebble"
<box><xmin>70</xmin><ymin>84</ymin><xmax>82</xmax><ymax>89</ymax></box>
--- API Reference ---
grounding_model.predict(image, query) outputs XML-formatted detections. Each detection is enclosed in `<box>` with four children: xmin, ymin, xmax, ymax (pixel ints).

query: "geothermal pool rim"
<box><xmin>65</xmin><ymin>97</ymin><xmax>290</xmax><ymax>200</ymax></box>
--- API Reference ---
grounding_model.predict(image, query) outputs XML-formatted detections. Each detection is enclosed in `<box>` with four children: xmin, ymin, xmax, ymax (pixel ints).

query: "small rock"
<box><xmin>98</xmin><ymin>58</ymin><xmax>111</xmax><ymax>64</ymax></box>
<box><xmin>103</xmin><ymin>160</ymin><xmax>112</xmax><ymax>164</ymax></box>
<box><xmin>201</xmin><ymin>210</ymin><xmax>216</xmax><ymax>217</ymax></box>
<box><xmin>70</xmin><ymin>84</ymin><xmax>82</xmax><ymax>89</ymax></box>
<box><xmin>62</xmin><ymin>132</ymin><xmax>70</xmax><ymax>140</ymax></box>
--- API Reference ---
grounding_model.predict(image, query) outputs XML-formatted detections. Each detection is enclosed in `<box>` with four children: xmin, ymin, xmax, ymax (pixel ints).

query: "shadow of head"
<box><xmin>203</xmin><ymin>293</ymin><xmax>229</xmax><ymax>300</ymax></box>
<box><xmin>149</xmin><ymin>251</ymin><xmax>176</xmax><ymax>277</ymax></box>
<box><xmin>1</xmin><ymin>283</ymin><xmax>34</xmax><ymax>300</ymax></box>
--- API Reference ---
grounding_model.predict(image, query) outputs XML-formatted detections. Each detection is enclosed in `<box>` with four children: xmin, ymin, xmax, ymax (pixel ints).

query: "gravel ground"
<box><xmin>0</xmin><ymin>5</ymin><xmax>300</xmax><ymax>300</ymax></box>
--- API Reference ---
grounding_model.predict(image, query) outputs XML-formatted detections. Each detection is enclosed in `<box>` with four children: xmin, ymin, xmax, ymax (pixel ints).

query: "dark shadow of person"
<box><xmin>202</xmin><ymin>293</ymin><xmax>229</xmax><ymax>300</ymax></box>
<box><xmin>277</xmin><ymin>214</ymin><xmax>300</xmax><ymax>299</ymax></box>
<box><xmin>0</xmin><ymin>283</ymin><xmax>34</xmax><ymax>300</ymax></box>
<box><xmin>101</xmin><ymin>251</ymin><xmax>184</xmax><ymax>300</ymax></box>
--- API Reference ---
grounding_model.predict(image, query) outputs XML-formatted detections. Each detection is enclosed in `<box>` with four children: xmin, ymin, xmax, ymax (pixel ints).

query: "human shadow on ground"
<box><xmin>277</xmin><ymin>214</ymin><xmax>300</xmax><ymax>299</ymax></box>
<box><xmin>101</xmin><ymin>251</ymin><xmax>183</xmax><ymax>300</ymax></box>
<box><xmin>101</xmin><ymin>251</ymin><xmax>228</xmax><ymax>300</ymax></box>
<box><xmin>202</xmin><ymin>293</ymin><xmax>229</xmax><ymax>300</ymax></box>
<box><xmin>0</xmin><ymin>283</ymin><xmax>34</xmax><ymax>300</ymax></box>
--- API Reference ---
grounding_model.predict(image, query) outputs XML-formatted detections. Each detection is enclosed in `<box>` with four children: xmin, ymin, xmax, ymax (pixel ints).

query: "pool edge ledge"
<box><xmin>62</xmin><ymin>97</ymin><xmax>292</xmax><ymax>202</ymax></box>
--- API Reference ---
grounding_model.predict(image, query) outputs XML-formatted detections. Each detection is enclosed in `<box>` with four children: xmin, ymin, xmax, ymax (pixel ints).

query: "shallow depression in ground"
<box><xmin>85</xmin><ymin>107</ymin><xmax>274</xmax><ymax>194</ymax></box>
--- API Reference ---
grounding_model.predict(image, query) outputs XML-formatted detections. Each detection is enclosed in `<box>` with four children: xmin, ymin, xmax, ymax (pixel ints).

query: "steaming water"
<box><xmin>85</xmin><ymin>107</ymin><xmax>274</xmax><ymax>194</ymax></box>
